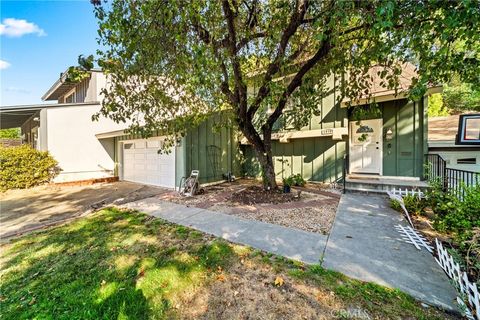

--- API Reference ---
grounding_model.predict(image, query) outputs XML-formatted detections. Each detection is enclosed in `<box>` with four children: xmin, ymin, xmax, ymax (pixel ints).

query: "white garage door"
<box><xmin>122</xmin><ymin>138</ymin><xmax>176</xmax><ymax>188</ymax></box>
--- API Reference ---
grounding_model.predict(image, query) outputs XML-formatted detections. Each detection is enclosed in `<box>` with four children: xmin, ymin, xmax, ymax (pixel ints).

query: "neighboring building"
<box><xmin>428</xmin><ymin>114</ymin><xmax>480</xmax><ymax>173</ymax></box>
<box><xmin>0</xmin><ymin>138</ymin><xmax>21</xmax><ymax>148</ymax></box>
<box><xmin>1</xmin><ymin>70</ymin><xmax>125</xmax><ymax>182</ymax></box>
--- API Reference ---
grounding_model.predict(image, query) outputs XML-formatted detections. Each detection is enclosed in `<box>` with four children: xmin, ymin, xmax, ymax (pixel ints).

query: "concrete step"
<box><xmin>344</xmin><ymin>175</ymin><xmax>429</xmax><ymax>194</ymax></box>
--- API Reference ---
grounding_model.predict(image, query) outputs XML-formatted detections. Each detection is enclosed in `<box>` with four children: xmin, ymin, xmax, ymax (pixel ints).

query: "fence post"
<box><xmin>442</xmin><ymin>160</ymin><xmax>448</xmax><ymax>192</ymax></box>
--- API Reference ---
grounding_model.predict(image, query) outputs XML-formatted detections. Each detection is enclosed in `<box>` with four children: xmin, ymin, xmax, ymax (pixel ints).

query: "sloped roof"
<box><xmin>428</xmin><ymin>115</ymin><xmax>459</xmax><ymax>141</ymax></box>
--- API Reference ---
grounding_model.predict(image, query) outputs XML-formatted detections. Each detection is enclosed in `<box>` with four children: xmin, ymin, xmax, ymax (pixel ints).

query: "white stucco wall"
<box><xmin>46</xmin><ymin>104</ymin><xmax>126</xmax><ymax>182</ymax></box>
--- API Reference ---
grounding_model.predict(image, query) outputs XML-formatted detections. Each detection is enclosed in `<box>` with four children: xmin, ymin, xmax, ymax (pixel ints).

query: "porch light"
<box><xmin>385</xmin><ymin>128</ymin><xmax>393</xmax><ymax>141</ymax></box>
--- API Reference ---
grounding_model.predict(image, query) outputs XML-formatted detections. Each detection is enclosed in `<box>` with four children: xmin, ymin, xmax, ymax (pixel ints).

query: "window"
<box><xmin>123</xmin><ymin>143</ymin><xmax>133</xmax><ymax>149</ymax></box>
<box><xmin>456</xmin><ymin>114</ymin><xmax>480</xmax><ymax>145</ymax></box>
<box><xmin>64</xmin><ymin>92</ymin><xmax>75</xmax><ymax>103</ymax></box>
<box><xmin>457</xmin><ymin>158</ymin><xmax>476</xmax><ymax>164</ymax></box>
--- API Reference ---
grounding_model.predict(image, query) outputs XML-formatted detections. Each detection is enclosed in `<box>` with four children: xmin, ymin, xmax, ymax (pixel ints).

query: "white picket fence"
<box><xmin>435</xmin><ymin>239</ymin><xmax>479</xmax><ymax>320</ymax></box>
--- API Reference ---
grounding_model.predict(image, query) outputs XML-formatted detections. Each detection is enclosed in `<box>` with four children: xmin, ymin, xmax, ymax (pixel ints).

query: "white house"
<box><xmin>0</xmin><ymin>69</ymin><xmax>239</xmax><ymax>187</ymax></box>
<box><xmin>1</xmin><ymin>70</ymin><xmax>127</xmax><ymax>182</ymax></box>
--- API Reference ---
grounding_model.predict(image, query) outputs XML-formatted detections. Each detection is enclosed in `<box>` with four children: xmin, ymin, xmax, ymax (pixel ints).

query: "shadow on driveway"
<box><xmin>0</xmin><ymin>181</ymin><xmax>168</xmax><ymax>239</ymax></box>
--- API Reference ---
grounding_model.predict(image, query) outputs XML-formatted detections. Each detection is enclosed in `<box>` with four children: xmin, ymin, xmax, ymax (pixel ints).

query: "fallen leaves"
<box><xmin>274</xmin><ymin>276</ymin><xmax>284</xmax><ymax>287</ymax></box>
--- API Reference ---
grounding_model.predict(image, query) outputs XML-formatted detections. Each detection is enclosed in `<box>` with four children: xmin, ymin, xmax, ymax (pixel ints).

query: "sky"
<box><xmin>0</xmin><ymin>0</ymin><xmax>100</xmax><ymax>106</ymax></box>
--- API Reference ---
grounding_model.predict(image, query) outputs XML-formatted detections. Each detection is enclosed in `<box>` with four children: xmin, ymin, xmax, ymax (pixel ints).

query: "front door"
<box><xmin>349</xmin><ymin>119</ymin><xmax>383</xmax><ymax>174</ymax></box>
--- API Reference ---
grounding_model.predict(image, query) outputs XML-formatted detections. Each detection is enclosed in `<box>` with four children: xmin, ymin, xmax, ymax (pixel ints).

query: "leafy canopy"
<box><xmin>0</xmin><ymin>128</ymin><xmax>20</xmax><ymax>139</ymax></box>
<box><xmin>91</xmin><ymin>1</ymin><xmax>479</xmax><ymax>138</ymax></box>
<box><xmin>87</xmin><ymin>0</ymin><xmax>479</xmax><ymax>187</ymax></box>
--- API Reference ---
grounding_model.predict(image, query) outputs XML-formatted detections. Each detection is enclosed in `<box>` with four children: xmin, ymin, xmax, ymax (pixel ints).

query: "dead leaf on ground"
<box><xmin>216</xmin><ymin>274</ymin><xmax>226</xmax><ymax>282</ymax></box>
<box><xmin>274</xmin><ymin>276</ymin><xmax>284</xmax><ymax>287</ymax></box>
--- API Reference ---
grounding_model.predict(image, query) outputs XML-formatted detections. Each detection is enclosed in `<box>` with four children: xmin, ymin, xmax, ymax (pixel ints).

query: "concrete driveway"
<box><xmin>0</xmin><ymin>181</ymin><xmax>168</xmax><ymax>239</ymax></box>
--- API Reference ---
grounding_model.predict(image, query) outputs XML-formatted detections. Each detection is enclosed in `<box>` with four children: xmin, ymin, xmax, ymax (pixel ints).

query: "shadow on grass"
<box><xmin>0</xmin><ymin>208</ymin><xmax>456</xmax><ymax>320</ymax></box>
<box><xmin>0</xmin><ymin>208</ymin><xmax>234</xmax><ymax>319</ymax></box>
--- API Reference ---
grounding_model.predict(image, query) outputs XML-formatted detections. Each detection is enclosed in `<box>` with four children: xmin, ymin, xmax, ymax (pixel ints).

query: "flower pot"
<box><xmin>283</xmin><ymin>185</ymin><xmax>291</xmax><ymax>193</ymax></box>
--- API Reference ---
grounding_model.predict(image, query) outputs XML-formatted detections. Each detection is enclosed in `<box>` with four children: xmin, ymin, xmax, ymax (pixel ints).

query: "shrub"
<box><xmin>429</xmin><ymin>183</ymin><xmax>480</xmax><ymax>234</ymax></box>
<box><xmin>282</xmin><ymin>176</ymin><xmax>294</xmax><ymax>187</ymax></box>
<box><xmin>390</xmin><ymin>195</ymin><xmax>426</xmax><ymax>215</ymax></box>
<box><xmin>0</xmin><ymin>145</ymin><xmax>60</xmax><ymax>191</ymax></box>
<box><xmin>427</xmin><ymin>181</ymin><xmax>480</xmax><ymax>278</ymax></box>
<box><xmin>290</xmin><ymin>174</ymin><xmax>306</xmax><ymax>187</ymax></box>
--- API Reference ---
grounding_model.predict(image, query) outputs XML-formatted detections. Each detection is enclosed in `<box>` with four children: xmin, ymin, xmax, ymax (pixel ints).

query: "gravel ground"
<box><xmin>159</xmin><ymin>179</ymin><xmax>340</xmax><ymax>235</ymax></box>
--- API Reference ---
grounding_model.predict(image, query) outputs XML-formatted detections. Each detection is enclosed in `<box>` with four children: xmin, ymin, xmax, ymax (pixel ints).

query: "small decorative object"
<box><xmin>385</xmin><ymin>128</ymin><xmax>393</xmax><ymax>141</ymax></box>
<box><xmin>282</xmin><ymin>176</ymin><xmax>293</xmax><ymax>193</ymax></box>
<box><xmin>358</xmin><ymin>133</ymin><xmax>368</xmax><ymax>142</ymax></box>
<box><xmin>356</xmin><ymin>125</ymin><xmax>374</xmax><ymax>133</ymax></box>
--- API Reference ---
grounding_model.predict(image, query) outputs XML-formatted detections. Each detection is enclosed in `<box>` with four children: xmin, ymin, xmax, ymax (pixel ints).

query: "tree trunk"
<box><xmin>255</xmin><ymin>148</ymin><xmax>277</xmax><ymax>190</ymax></box>
<box><xmin>238</xmin><ymin>120</ymin><xmax>277</xmax><ymax>190</ymax></box>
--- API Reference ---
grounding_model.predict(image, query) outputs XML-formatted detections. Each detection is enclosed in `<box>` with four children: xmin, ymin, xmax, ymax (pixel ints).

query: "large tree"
<box><xmin>90</xmin><ymin>0</ymin><xmax>479</xmax><ymax>189</ymax></box>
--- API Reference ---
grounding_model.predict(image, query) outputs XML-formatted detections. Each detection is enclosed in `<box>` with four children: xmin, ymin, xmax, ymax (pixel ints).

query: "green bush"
<box><xmin>427</xmin><ymin>181</ymin><xmax>480</xmax><ymax>277</ymax></box>
<box><xmin>282</xmin><ymin>176</ymin><xmax>294</xmax><ymax>187</ymax></box>
<box><xmin>0</xmin><ymin>145</ymin><xmax>60</xmax><ymax>191</ymax></box>
<box><xmin>434</xmin><ymin>184</ymin><xmax>480</xmax><ymax>234</ymax></box>
<box><xmin>290</xmin><ymin>174</ymin><xmax>306</xmax><ymax>187</ymax></box>
<box><xmin>427</xmin><ymin>181</ymin><xmax>480</xmax><ymax>234</ymax></box>
<box><xmin>390</xmin><ymin>195</ymin><xmax>426</xmax><ymax>215</ymax></box>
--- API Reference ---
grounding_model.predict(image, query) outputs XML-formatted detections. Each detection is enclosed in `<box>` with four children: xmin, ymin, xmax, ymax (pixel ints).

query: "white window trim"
<box><xmin>63</xmin><ymin>87</ymin><xmax>76</xmax><ymax>103</ymax></box>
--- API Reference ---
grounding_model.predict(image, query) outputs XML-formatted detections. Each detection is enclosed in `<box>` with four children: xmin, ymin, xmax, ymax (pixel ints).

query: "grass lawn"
<box><xmin>0</xmin><ymin>208</ymin><xmax>458</xmax><ymax>319</ymax></box>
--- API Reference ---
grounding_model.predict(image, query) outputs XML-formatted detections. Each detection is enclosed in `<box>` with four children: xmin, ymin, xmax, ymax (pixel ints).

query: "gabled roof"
<box><xmin>41</xmin><ymin>68</ymin><xmax>102</xmax><ymax>101</ymax></box>
<box><xmin>343</xmin><ymin>63</ymin><xmax>442</xmax><ymax>106</ymax></box>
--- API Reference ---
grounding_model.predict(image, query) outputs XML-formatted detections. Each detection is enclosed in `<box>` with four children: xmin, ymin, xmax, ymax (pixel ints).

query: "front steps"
<box><xmin>344</xmin><ymin>174</ymin><xmax>429</xmax><ymax>194</ymax></box>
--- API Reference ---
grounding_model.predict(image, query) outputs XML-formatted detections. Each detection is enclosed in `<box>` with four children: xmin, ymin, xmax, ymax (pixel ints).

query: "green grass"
<box><xmin>0</xmin><ymin>208</ymin><xmax>457</xmax><ymax>319</ymax></box>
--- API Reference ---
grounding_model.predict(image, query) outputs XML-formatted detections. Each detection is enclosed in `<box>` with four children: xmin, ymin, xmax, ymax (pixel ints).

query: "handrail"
<box><xmin>425</xmin><ymin>153</ymin><xmax>479</xmax><ymax>198</ymax></box>
<box><xmin>343</xmin><ymin>153</ymin><xmax>349</xmax><ymax>194</ymax></box>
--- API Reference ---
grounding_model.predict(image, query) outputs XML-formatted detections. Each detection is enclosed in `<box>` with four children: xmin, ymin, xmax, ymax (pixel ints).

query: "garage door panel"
<box><xmin>122</xmin><ymin>138</ymin><xmax>176</xmax><ymax>188</ymax></box>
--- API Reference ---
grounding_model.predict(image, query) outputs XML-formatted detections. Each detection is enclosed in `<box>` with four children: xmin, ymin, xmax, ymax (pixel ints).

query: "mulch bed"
<box><xmin>159</xmin><ymin>179</ymin><xmax>340</xmax><ymax>235</ymax></box>
<box><xmin>229</xmin><ymin>186</ymin><xmax>300</xmax><ymax>205</ymax></box>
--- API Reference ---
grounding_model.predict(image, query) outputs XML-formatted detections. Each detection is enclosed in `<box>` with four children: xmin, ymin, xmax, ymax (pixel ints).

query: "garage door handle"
<box><xmin>376</xmin><ymin>147</ymin><xmax>379</xmax><ymax>149</ymax></box>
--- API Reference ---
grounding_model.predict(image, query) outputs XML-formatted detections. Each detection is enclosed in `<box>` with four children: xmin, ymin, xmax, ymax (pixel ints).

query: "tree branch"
<box><xmin>265</xmin><ymin>36</ymin><xmax>332</xmax><ymax>130</ymax></box>
<box><xmin>237</xmin><ymin>31</ymin><xmax>266</xmax><ymax>50</ymax></box>
<box><xmin>222</xmin><ymin>0</ymin><xmax>248</xmax><ymax>126</ymax></box>
<box><xmin>246</xmin><ymin>0</ymin><xmax>310</xmax><ymax>121</ymax></box>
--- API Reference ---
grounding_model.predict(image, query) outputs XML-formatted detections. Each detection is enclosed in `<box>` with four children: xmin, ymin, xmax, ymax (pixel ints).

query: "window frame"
<box><xmin>455</xmin><ymin>114</ymin><xmax>480</xmax><ymax>145</ymax></box>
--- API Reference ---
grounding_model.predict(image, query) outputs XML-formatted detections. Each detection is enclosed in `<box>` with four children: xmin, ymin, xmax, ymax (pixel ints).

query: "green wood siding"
<box><xmin>243</xmin><ymin>97</ymin><xmax>427</xmax><ymax>182</ymax></box>
<box><xmin>243</xmin><ymin>137</ymin><xmax>347</xmax><ymax>183</ymax></box>
<box><xmin>243</xmin><ymin>73</ymin><xmax>348</xmax><ymax>183</ymax></box>
<box><xmin>183</xmin><ymin>116</ymin><xmax>240</xmax><ymax>184</ymax></box>
<box><xmin>381</xmin><ymin>98</ymin><xmax>426</xmax><ymax>178</ymax></box>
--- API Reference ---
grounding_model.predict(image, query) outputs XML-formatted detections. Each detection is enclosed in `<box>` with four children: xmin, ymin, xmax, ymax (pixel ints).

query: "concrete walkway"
<box><xmin>120</xmin><ymin>193</ymin><xmax>457</xmax><ymax>312</ymax></box>
<box><xmin>322</xmin><ymin>193</ymin><xmax>457</xmax><ymax>312</ymax></box>
<box><xmin>121</xmin><ymin>197</ymin><xmax>328</xmax><ymax>264</ymax></box>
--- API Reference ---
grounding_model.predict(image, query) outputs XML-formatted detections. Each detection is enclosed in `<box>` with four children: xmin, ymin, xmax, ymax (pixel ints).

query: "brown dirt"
<box><xmin>230</xmin><ymin>185</ymin><xmax>299</xmax><ymax>205</ymax></box>
<box><xmin>177</xmin><ymin>251</ymin><xmax>458</xmax><ymax>320</ymax></box>
<box><xmin>182</xmin><ymin>260</ymin><xmax>345</xmax><ymax>320</ymax></box>
<box><xmin>160</xmin><ymin>179</ymin><xmax>340</xmax><ymax>235</ymax></box>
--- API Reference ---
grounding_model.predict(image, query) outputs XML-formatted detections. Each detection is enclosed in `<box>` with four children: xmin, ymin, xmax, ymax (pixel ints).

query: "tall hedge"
<box><xmin>0</xmin><ymin>145</ymin><xmax>60</xmax><ymax>191</ymax></box>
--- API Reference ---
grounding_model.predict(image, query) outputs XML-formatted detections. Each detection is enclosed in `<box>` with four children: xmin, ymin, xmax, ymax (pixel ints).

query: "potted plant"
<box><xmin>283</xmin><ymin>176</ymin><xmax>293</xmax><ymax>193</ymax></box>
<box><xmin>291</xmin><ymin>174</ymin><xmax>306</xmax><ymax>187</ymax></box>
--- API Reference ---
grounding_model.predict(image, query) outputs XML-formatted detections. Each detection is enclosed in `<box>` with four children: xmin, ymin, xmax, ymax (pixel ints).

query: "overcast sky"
<box><xmin>1</xmin><ymin>0</ymin><xmax>99</xmax><ymax>106</ymax></box>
